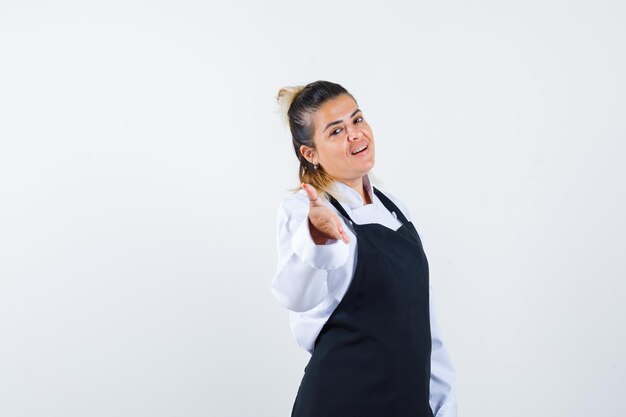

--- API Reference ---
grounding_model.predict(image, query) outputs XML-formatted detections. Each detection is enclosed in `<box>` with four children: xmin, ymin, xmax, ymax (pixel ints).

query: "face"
<box><xmin>301</xmin><ymin>93</ymin><xmax>375</xmax><ymax>183</ymax></box>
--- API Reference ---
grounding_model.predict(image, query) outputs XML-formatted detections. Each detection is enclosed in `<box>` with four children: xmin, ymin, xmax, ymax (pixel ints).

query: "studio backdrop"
<box><xmin>1</xmin><ymin>1</ymin><xmax>624</xmax><ymax>416</ymax></box>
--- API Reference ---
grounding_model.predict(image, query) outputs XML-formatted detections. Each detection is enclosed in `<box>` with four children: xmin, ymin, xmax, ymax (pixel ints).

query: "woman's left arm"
<box><xmin>429</xmin><ymin>284</ymin><xmax>458</xmax><ymax>417</ymax></box>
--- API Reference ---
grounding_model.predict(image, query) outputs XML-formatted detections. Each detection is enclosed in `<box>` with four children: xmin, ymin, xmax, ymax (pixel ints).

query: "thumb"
<box><xmin>301</xmin><ymin>183</ymin><xmax>319</xmax><ymax>204</ymax></box>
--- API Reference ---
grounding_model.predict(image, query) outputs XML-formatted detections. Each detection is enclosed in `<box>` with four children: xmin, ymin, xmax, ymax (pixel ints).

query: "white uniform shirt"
<box><xmin>271</xmin><ymin>174</ymin><xmax>458</xmax><ymax>417</ymax></box>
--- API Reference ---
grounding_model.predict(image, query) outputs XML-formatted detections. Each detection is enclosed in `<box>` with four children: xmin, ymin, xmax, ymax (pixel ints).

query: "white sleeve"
<box><xmin>428</xmin><ymin>283</ymin><xmax>458</xmax><ymax>417</ymax></box>
<box><xmin>270</xmin><ymin>192</ymin><xmax>350</xmax><ymax>313</ymax></box>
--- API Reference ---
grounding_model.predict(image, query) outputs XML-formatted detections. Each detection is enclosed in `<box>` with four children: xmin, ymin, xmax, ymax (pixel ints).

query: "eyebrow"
<box><xmin>322</xmin><ymin>108</ymin><xmax>362</xmax><ymax>133</ymax></box>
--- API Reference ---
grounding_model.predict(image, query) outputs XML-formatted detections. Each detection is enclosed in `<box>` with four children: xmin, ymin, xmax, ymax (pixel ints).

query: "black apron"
<box><xmin>290</xmin><ymin>187</ymin><xmax>434</xmax><ymax>417</ymax></box>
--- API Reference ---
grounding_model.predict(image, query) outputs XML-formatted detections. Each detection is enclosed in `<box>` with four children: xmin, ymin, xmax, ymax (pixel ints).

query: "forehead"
<box><xmin>314</xmin><ymin>94</ymin><xmax>358</xmax><ymax>124</ymax></box>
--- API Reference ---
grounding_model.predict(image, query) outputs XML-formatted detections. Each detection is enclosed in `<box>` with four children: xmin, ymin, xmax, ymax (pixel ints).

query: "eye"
<box><xmin>330</xmin><ymin>127</ymin><xmax>343</xmax><ymax>136</ymax></box>
<box><xmin>354</xmin><ymin>116</ymin><xmax>363</xmax><ymax>123</ymax></box>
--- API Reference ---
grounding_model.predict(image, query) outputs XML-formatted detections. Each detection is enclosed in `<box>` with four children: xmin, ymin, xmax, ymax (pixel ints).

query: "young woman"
<box><xmin>271</xmin><ymin>80</ymin><xmax>457</xmax><ymax>417</ymax></box>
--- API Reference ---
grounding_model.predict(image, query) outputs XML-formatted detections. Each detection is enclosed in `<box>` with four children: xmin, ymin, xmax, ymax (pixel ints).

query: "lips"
<box><xmin>351</xmin><ymin>144</ymin><xmax>368</xmax><ymax>155</ymax></box>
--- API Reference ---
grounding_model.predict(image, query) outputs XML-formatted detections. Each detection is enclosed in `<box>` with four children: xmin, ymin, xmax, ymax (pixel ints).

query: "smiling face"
<box><xmin>300</xmin><ymin>93</ymin><xmax>375</xmax><ymax>184</ymax></box>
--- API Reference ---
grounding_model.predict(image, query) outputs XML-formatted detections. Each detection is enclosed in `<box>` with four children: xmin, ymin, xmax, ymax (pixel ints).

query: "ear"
<box><xmin>300</xmin><ymin>145</ymin><xmax>316</xmax><ymax>165</ymax></box>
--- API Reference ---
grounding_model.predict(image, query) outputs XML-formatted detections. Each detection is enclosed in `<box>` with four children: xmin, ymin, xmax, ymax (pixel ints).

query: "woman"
<box><xmin>272</xmin><ymin>80</ymin><xmax>457</xmax><ymax>417</ymax></box>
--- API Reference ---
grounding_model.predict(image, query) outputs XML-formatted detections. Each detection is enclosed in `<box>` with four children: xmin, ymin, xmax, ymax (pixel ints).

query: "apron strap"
<box><xmin>373</xmin><ymin>187</ymin><xmax>412</xmax><ymax>226</ymax></box>
<box><xmin>328</xmin><ymin>187</ymin><xmax>412</xmax><ymax>227</ymax></box>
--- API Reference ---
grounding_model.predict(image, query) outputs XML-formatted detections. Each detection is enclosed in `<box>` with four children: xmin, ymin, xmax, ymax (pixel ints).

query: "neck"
<box><xmin>342</xmin><ymin>176</ymin><xmax>371</xmax><ymax>205</ymax></box>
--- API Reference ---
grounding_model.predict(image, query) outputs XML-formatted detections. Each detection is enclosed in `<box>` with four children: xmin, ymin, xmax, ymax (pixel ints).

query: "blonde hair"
<box><xmin>276</xmin><ymin>81</ymin><xmax>356</xmax><ymax>201</ymax></box>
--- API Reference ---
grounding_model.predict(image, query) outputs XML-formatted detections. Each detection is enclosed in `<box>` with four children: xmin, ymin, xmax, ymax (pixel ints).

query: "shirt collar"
<box><xmin>331</xmin><ymin>173</ymin><xmax>376</xmax><ymax>211</ymax></box>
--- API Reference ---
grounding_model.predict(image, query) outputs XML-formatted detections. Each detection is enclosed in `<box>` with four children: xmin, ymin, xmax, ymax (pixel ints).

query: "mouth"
<box><xmin>351</xmin><ymin>144</ymin><xmax>369</xmax><ymax>155</ymax></box>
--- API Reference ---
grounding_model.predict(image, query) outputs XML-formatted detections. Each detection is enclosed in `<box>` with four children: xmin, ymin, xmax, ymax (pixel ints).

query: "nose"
<box><xmin>346</xmin><ymin>125</ymin><xmax>361</xmax><ymax>141</ymax></box>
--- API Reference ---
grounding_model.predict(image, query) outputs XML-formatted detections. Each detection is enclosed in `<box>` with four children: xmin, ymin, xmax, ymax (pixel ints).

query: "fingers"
<box><xmin>301</xmin><ymin>183</ymin><xmax>350</xmax><ymax>244</ymax></box>
<box><xmin>334</xmin><ymin>216</ymin><xmax>350</xmax><ymax>244</ymax></box>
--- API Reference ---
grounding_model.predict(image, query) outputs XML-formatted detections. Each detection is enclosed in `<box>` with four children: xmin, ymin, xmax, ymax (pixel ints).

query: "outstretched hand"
<box><xmin>302</xmin><ymin>183</ymin><xmax>350</xmax><ymax>245</ymax></box>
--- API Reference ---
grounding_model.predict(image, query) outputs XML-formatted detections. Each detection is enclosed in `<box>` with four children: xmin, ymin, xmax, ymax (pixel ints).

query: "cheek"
<box><xmin>362</xmin><ymin>123</ymin><xmax>373</xmax><ymax>136</ymax></box>
<box><xmin>316</xmin><ymin>142</ymin><xmax>338</xmax><ymax>163</ymax></box>
<box><xmin>321</xmin><ymin>142</ymin><xmax>349</xmax><ymax>165</ymax></box>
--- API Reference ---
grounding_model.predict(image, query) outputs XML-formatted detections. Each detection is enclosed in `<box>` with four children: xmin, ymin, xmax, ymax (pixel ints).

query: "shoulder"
<box><xmin>278</xmin><ymin>189</ymin><xmax>308</xmax><ymax>210</ymax></box>
<box><xmin>275</xmin><ymin>190</ymin><xmax>307</xmax><ymax>224</ymax></box>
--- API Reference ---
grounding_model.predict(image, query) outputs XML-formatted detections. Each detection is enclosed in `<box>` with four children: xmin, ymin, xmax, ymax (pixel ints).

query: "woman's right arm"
<box><xmin>271</xmin><ymin>191</ymin><xmax>351</xmax><ymax>313</ymax></box>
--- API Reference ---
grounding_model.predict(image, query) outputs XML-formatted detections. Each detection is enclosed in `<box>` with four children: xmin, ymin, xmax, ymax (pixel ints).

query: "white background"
<box><xmin>1</xmin><ymin>1</ymin><xmax>625</xmax><ymax>416</ymax></box>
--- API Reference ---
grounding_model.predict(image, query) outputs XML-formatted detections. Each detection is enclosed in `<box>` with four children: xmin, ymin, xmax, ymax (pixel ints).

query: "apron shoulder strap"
<box><xmin>329</xmin><ymin>187</ymin><xmax>413</xmax><ymax>227</ymax></box>
<box><xmin>373</xmin><ymin>187</ymin><xmax>411</xmax><ymax>226</ymax></box>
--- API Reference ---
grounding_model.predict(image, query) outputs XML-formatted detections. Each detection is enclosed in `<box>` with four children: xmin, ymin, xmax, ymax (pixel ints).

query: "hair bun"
<box><xmin>276</xmin><ymin>85</ymin><xmax>304</xmax><ymax>125</ymax></box>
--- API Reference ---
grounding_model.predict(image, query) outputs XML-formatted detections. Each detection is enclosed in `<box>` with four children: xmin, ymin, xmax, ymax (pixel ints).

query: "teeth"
<box><xmin>352</xmin><ymin>145</ymin><xmax>367</xmax><ymax>155</ymax></box>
